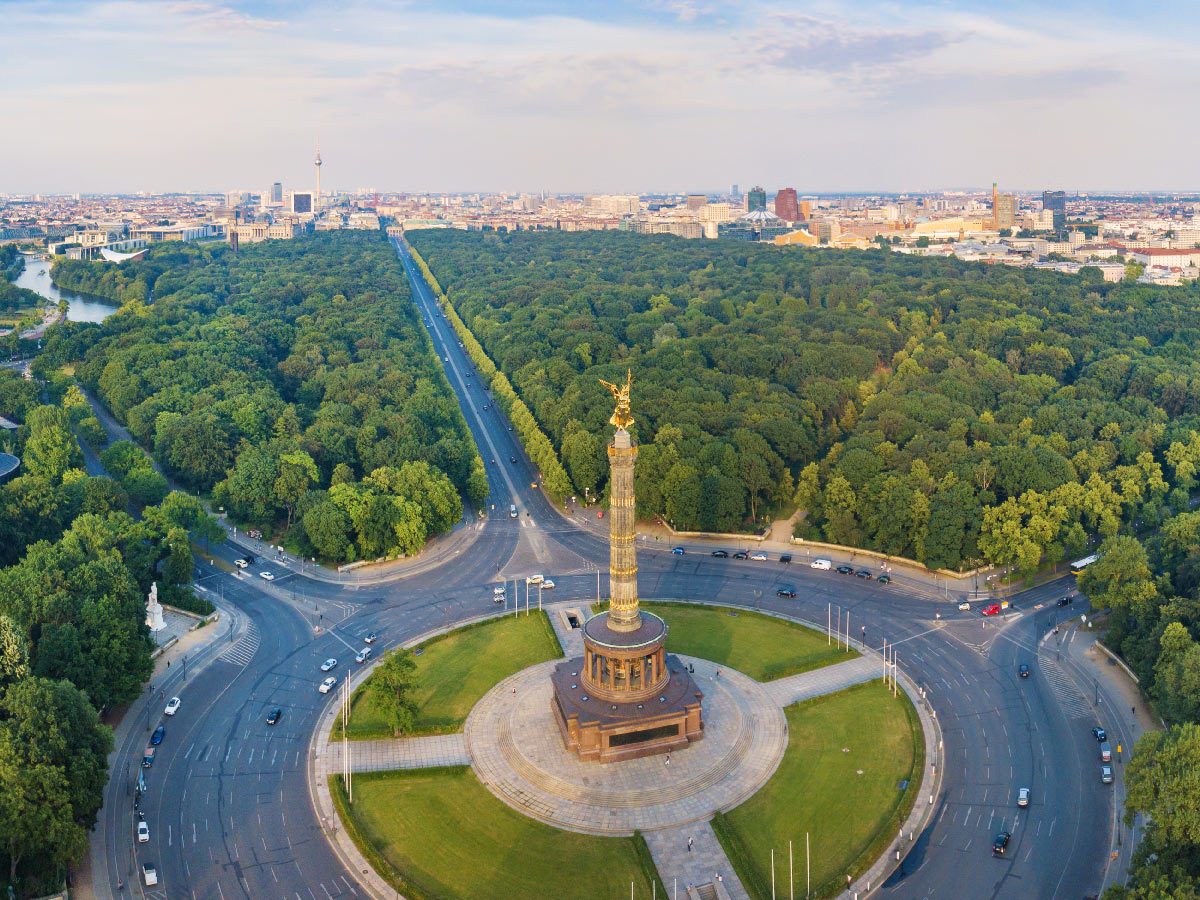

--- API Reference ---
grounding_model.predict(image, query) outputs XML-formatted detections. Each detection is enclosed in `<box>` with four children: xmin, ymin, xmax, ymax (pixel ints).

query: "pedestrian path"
<box><xmin>326</xmin><ymin>733</ymin><xmax>469</xmax><ymax>774</ymax></box>
<box><xmin>760</xmin><ymin>654</ymin><xmax>882</xmax><ymax>708</ymax></box>
<box><xmin>1037</xmin><ymin>653</ymin><xmax>1093</xmax><ymax>720</ymax></box>
<box><xmin>220</xmin><ymin>621</ymin><xmax>260</xmax><ymax>668</ymax></box>
<box><xmin>545</xmin><ymin>601</ymin><xmax>589</xmax><ymax>656</ymax></box>
<box><xmin>644</xmin><ymin>822</ymin><xmax>750</xmax><ymax>900</ymax></box>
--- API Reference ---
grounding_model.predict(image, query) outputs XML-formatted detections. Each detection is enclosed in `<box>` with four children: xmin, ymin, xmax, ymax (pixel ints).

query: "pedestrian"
<box><xmin>665</xmin><ymin>753</ymin><xmax>670</xmax><ymax>766</ymax></box>
<box><xmin>716</xmin><ymin>670</ymin><xmax>721</xmax><ymax>680</ymax></box>
<box><xmin>687</xmin><ymin>836</ymin><xmax>693</xmax><ymax>852</ymax></box>
<box><xmin>167</xmin><ymin>660</ymin><xmax>170</xmax><ymax>668</ymax></box>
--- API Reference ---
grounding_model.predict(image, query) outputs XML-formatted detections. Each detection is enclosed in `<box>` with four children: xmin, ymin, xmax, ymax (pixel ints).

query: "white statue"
<box><xmin>146</xmin><ymin>581</ymin><xmax>165</xmax><ymax>633</ymax></box>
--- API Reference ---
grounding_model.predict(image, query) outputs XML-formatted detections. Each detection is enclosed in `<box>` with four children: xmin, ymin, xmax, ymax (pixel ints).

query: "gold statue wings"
<box><xmin>599</xmin><ymin>370</ymin><xmax>634</xmax><ymax>431</ymax></box>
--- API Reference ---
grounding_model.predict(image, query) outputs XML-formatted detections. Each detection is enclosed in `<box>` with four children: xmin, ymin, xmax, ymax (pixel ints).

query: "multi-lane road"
<box><xmin>93</xmin><ymin>238</ymin><xmax>1128</xmax><ymax>900</ymax></box>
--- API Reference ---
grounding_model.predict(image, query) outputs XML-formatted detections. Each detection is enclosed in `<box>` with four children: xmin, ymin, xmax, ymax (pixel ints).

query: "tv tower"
<box><xmin>314</xmin><ymin>137</ymin><xmax>322</xmax><ymax>207</ymax></box>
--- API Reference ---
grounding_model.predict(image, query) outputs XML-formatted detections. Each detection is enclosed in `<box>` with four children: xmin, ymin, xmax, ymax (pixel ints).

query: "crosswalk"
<box><xmin>220</xmin><ymin>622</ymin><xmax>260</xmax><ymax>668</ymax></box>
<box><xmin>1038</xmin><ymin>652</ymin><xmax>1093</xmax><ymax>720</ymax></box>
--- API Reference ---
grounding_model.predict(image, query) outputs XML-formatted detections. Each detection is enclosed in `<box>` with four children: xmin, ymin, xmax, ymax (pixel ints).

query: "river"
<box><xmin>13</xmin><ymin>254</ymin><xmax>120</xmax><ymax>322</ymax></box>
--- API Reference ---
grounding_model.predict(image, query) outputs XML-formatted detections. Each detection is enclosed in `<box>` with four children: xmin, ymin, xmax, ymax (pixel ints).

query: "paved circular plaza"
<box><xmin>463</xmin><ymin>654</ymin><xmax>787</xmax><ymax>834</ymax></box>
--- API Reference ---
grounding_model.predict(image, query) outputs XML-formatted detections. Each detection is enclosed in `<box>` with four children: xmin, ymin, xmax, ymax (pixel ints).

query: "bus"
<box><xmin>1070</xmin><ymin>553</ymin><xmax>1100</xmax><ymax>575</ymax></box>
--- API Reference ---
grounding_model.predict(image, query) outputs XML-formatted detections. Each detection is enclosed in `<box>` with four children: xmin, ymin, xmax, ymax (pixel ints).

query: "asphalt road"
<box><xmin>97</xmin><ymin>239</ymin><xmax>1122</xmax><ymax>900</ymax></box>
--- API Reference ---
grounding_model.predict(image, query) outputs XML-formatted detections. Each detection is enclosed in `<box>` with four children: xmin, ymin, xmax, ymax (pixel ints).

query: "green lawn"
<box><xmin>715</xmin><ymin>680</ymin><xmax>924</xmax><ymax>900</ymax></box>
<box><xmin>339</xmin><ymin>611</ymin><xmax>562</xmax><ymax>739</ymax></box>
<box><xmin>332</xmin><ymin>768</ymin><xmax>663</xmax><ymax>900</ymax></box>
<box><xmin>641</xmin><ymin>602</ymin><xmax>856</xmax><ymax>681</ymax></box>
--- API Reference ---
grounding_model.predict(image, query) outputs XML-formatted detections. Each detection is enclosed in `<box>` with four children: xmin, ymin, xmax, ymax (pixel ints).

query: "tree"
<box><xmin>302</xmin><ymin>500</ymin><xmax>352</xmax><ymax>561</ymax></box>
<box><xmin>163</xmin><ymin>527</ymin><xmax>193</xmax><ymax>585</ymax></box>
<box><xmin>0</xmin><ymin>617</ymin><xmax>27</xmax><ymax>688</ymax></box>
<box><xmin>22</xmin><ymin>405</ymin><xmax>83</xmax><ymax>484</ymax></box>
<box><xmin>1152</xmin><ymin>624</ymin><xmax>1200</xmax><ymax>725</ymax></box>
<box><xmin>1077</xmin><ymin>535</ymin><xmax>1156</xmax><ymax>616</ymax></box>
<box><xmin>1124</xmin><ymin>723</ymin><xmax>1200</xmax><ymax>844</ymax></box>
<box><xmin>274</xmin><ymin>450</ymin><xmax>319</xmax><ymax>530</ymax></box>
<box><xmin>561</xmin><ymin>425</ymin><xmax>604</xmax><ymax>498</ymax></box>
<box><xmin>368</xmin><ymin>647</ymin><xmax>419</xmax><ymax>736</ymax></box>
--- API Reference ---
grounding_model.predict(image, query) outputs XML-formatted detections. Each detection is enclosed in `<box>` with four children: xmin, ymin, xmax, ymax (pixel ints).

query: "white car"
<box><xmin>320</xmin><ymin>658</ymin><xmax>337</xmax><ymax>672</ymax></box>
<box><xmin>1017</xmin><ymin>787</ymin><xmax>1030</xmax><ymax>808</ymax></box>
<box><xmin>233</xmin><ymin>558</ymin><xmax>249</xmax><ymax>569</ymax></box>
<box><xmin>142</xmin><ymin>864</ymin><xmax>158</xmax><ymax>886</ymax></box>
<box><xmin>958</xmin><ymin>602</ymin><xmax>971</xmax><ymax>611</ymax></box>
<box><xmin>164</xmin><ymin>696</ymin><xmax>181</xmax><ymax>716</ymax></box>
<box><xmin>137</xmin><ymin>820</ymin><xmax>150</xmax><ymax>843</ymax></box>
<box><xmin>493</xmin><ymin>585</ymin><xmax>507</xmax><ymax>596</ymax></box>
<box><xmin>319</xmin><ymin>676</ymin><xmax>337</xmax><ymax>694</ymax></box>
<box><xmin>355</xmin><ymin>647</ymin><xmax>373</xmax><ymax>664</ymax></box>
<box><xmin>526</xmin><ymin>574</ymin><xmax>545</xmax><ymax>585</ymax></box>
<box><xmin>259</xmin><ymin>571</ymin><xmax>276</xmax><ymax>581</ymax></box>
<box><xmin>810</xmin><ymin>558</ymin><xmax>832</xmax><ymax>570</ymax></box>
<box><xmin>541</xmin><ymin>579</ymin><xmax>555</xmax><ymax>589</ymax></box>
<box><xmin>750</xmin><ymin>552</ymin><xmax>768</xmax><ymax>561</ymax></box>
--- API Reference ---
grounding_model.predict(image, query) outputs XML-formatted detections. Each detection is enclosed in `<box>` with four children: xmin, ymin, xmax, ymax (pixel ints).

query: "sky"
<box><xmin>3</xmin><ymin>0</ymin><xmax>1200</xmax><ymax>195</ymax></box>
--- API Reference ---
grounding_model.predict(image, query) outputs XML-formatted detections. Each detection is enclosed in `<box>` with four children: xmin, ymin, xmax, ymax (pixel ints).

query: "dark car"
<box><xmin>711</xmin><ymin>550</ymin><xmax>728</xmax><ymax>558</ymax></box>
<box><xmin>776</xmin><ymin>586</ymin><xmax>797</xmax><ymax>598</ymax></box>
<box><xmin>242</xmin><ymin>554</ymin><xmax>255</xmax><ymax>565</ymax></box>
<box><xmin>992</xmin><ymin>831</ymin><xmax>1011</xmax><ymax>856</ymax></box>
<box><xmin>1057</xmin><ymin>596</ymin><xmax>1074</xmax><ymax>607</ymax></box>
<box><xmin>877</xmin><ymin>574</ymin><xmax>891</xmax><ymax>584</ymax></box>
<box><xmin>150</xmin><ymin>725</ymin><xmax>165</xmax><ymax>746</ymax></box>
<box><xmin>267</xmin><ymin>707</ymin><xmax>282</xmax><ymax>726</ymax></box>
<box><xmin>509</xmin><ymin>456</ymin><xmax>517</xmax><ymax>463</ymax></box>
<box><xmin>1092</xmin><ymin>726</ymin><xmax>1107</xmax><ymax>742</ymax></box>
<box><xmin>733</xmin><ymin>551</ymin><xmax>749</xmax><ymax>560</ymax></box>
<box><xmin>780</xmin><ymin>554</ymin><xmax>792</xmax><ymax>564</ymax></box>
<box><xmin>671</xmin><ymin>547</ymin><xmax>685</xmax><ymax>555</ymax></box>
<box><xmin>836</xmin><ymin>565</ymin><xmax>855</xmax><ymax>575</ymax></box>
<box><xmin>854</xmin><ymin>569</ymin><xmax>872</xmax><ymax>578</ymax></box>
<box><xmin>1019</xmin><ymin>664</ymin><xmax>1030</xmax><ymax>678</ymax></box>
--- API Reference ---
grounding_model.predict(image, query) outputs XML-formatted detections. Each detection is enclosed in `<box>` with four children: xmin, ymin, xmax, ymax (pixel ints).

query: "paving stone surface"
<box><xmin>324</xmin><ymin>732</ymin><xmax>469</xmax><ymax>775</ymax></box>
<box><xmin>463</xmin><ymin>656</ymin><xmax>787</xmax><ymax>834</ymax></box>
<box><xmin>760</xmin><ymin>654</ymin><xmax>883</xmax><ymax>708</ymax></box>
<box><xmin>644</xmin><ymin>822</ymin><xmax>750</xmax><ymax>900</ymax></box>
<box><xmin>545</xmin><ymin>600</ymin><xmax>589</xmax><ymax>656</ymax></box>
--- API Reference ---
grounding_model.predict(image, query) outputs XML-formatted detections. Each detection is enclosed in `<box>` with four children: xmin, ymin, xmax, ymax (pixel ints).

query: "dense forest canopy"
<box><xmin>411</xmin><ymin>229</ymin><xmax>1200</xmax><ymax>570</ymax></box>
<box><xmin>48</xmin><ymin>232</ymin><xmax>487</xmax><ymax>562</ymax></box>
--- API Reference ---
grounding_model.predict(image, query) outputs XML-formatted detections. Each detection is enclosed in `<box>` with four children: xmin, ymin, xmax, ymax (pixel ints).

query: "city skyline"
<box><xmin>6</xmin><ymin>0</ymin><xmax>1200</xmax><ymax>194</ymax></box>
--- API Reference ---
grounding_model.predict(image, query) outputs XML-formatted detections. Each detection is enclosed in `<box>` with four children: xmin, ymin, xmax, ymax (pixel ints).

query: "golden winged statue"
<box><xmin>599</xmin><ymin>370</ymin><xmax>634</xmax><ymax>431</ymax></box>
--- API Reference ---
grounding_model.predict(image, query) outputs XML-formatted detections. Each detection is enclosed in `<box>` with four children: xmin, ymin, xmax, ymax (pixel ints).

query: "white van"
<box><xmin>810</xmin><ymin>558</ymin><xmax>832</xmax><ymax>570</ymax></box>
<box><xmin>526</xmin><ymin>574</ymin><xmax>545</xmax><ymax>585</ymax></box>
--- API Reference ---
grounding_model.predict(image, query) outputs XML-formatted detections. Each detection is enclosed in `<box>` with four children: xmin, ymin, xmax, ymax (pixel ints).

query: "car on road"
<box><xmin>733</xmin><ymin>551</ymin><xmax>749</xmax><ymax>560</ymax></box>
<box><xmin>780</xmin><ymin>553</ymin><xmax>792</xmax><ymax>564</ymax></box>
<box><xmin>137</xmin><ymin>820</ymin><xmax>150</xmax><ymax>843</ymax></box>
<box><xmin>164</xmin><ymin>696</ymin><xmax>180</xmax><ymax>716</ymax></box>
<box><xmin>712</xmin><ymin>550</ymin><xmax>728</xmax><ymax>558</ymax></box>
<box><xmin>982</xmin><ymin>604</ymin><xmax>1001</xmax><ymax>616</ymax></box>
<box><xmin>364</xmin><ymin>632</ymin><xmax>377</xmax><ymax>644</ymax></box>
<box><xmin>355</xmin><ymin>647</ymin><xmax>373</xmax><ymax>664</ymax></box>
<box><xmin>151</xmin><ymin>725</ymin><xmax>165</xmax><ymax>746</ymax></box>
<box><xmin>483</xmin><ymin>404</ymin><xmax>489</xmax><ymax>410</ymax></box>
<box><xmin>526</xmin><ymin>574</ymin><xmax>545</xmax><ymax>584</ymax></box>
<box><xmin>776</xmin><ymin>586</ymin><xmax>797</xmax><ymax>598</ymax></box>
<box><xmin>1092</xmin><ymin>726</ymin><xmax>1107</xmax><ymax>742</ymax></box>
<box><xmin>1019</xmin><ymin>664</ymin><xmax>1030</xmax><ymax>678</ymax></box>
<box><xmin>267</xmin><ymin>707</ymin><xmax>282</xmax><ymax>725</ymax></box>
<box><xmin>811</xmin><ymin>558</ymin><xmax>832</xmax><ymax>570</ymax></box>
<box><xmin>836</xmin><ymin>565</ymin><xmax>855</xmax><ymax>575</ymax></box>
<box><xmin>321</xmin><ymin>658</ymin><xmax>337</xmax><ymax>672</ymax></box>
<box><xmin>1057</xmin><ymin>596</ymin><xmax>1074</xmax><ymax>607</ymax></box>
<box><xmin>507</xmin><ymin>425</ymin><xmax>513</xmax><ymax>430</ymax></box>
<box><xmin>958</xmin><ymin>601</ymin><xmax>971</xmax><ymax>611</ymax></box>
<box><xmin>509</xmin><ymin>456</ymin><xmax>517</xmax><ymax>463</ymax></box>
<box><xmin>877</xmin><ymin>574</ymin><xmax>891</xmax><ymax>584</ymax></box>
<box><xmin>541</xmin><ymin>579</ymin><xmax>555</xmax><ymax>589</ymax></box>
<box><xmin>234</xmin><ymin>558</ymin><xmax>249</xmax><ymax>569</ymax></box>
<box><xmin>992</xmin><ymin>831</ymin><xmax>1010</xmax><ymax>856</ymax></box>
<box><xmin>142</xmin><ymin>747</ymin><xmax>154</xmax><ymax>768</ymax></box>
<box><xmin>750</xmin><ymin>552</ymin><xmax>768</xmax><ymax>561</ymax></box>
<box><xmin>1101</xmin><ymin>765</ymin><xmax>1113</xmax><ymax>784</ymax></box>
<box><xmin>1017</xmin><ymin>787</ymin><xmax>1030</xmax><ymax>807</ymax></box>
<box><xmin>319</xmin><ymin>676</ymin><xmax>337</xmax><ymax>694</ymax></box>
<box><xmin>142</xmin><ymin>864</ymin><xmax>158</xmax><ymax>886</ymax></box>
<box><xmin>1100</xmin><ymin>741</ymin><xmax>1112</xmax><ymax>762</ymax></box>
<box><xmin>854</xmin><ymin>568</ymin><xmax>872</xmax><ymax>578</ymax></box>
<box><xmin>259</xmin><ymin>571</ymin><xmax>276</xmax><ymax>581</ymax></box>
<box><xmin>509</xmin><ymin>504</ymin><xmax>517</xmax><ymax>518</ymax></box>
<box><xmin>672</xmin><ymin>547</ymin><xmax>686</xmax><ymax>555</ymax></box>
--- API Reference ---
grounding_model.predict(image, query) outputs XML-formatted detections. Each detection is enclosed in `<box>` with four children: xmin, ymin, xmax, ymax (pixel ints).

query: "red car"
<box><xmin>982</xmin><ymin>604</ymin><xmax>1002</xmax><ymax>617</ymax></box>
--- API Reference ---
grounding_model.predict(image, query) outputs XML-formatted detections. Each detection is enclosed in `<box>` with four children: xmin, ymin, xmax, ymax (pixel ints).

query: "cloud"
<box><xmin>756</xmin><ymin>14</ymin><xmax>962</xmax><ymax>74</ymax></box>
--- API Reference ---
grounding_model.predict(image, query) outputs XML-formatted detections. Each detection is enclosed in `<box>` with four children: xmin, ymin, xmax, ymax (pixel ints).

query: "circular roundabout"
<box><xmin>464</xmin><ymin>655</ymin><xmax>787</xmax><ymax>833</ymax></box>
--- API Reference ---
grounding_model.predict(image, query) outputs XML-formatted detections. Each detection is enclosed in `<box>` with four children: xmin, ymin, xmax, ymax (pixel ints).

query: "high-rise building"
<box><xmin>272</xmin><ymin>182</ymin><xmax>283</xmax><ymax>204</ymax></box>
<box><xmin>686</xmin><ymin>194</ymin><xmax>707</xmax><ymax>211</ymax></box>
<box><xmin>992</xmin><ymin>183</ymin><xmax>1016</xmax><ymax>229</ymax></box>
<box><xmin>730</xmin><ymin>184</ymin><xmax>739</xmax><ymax>197</ymax></box>
<box><xmin>290</xmin><ymin>191</ymin><xmax>313</xmax><ymax>214</ymax></box>
<box><xmin>797</xmin><ymin>200</ymin><xmax>812</xmax><ymax>220</ymax></box>
<box><xmin>1043</xmin><ymin>190</ymin><xmax>1066</xmax><ymax>229</ymax></box>
<box><xmin>746</xmin><ymin>186</ymin><xmax>766</xmax><ymax>212</ymax></box>
<box><xmin>773</xmin><ymin>188</ymin><xmax>799</xmax><ymax>222</ymax></box>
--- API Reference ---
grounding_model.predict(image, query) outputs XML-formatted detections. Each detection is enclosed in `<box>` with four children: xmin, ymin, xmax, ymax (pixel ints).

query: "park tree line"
<box><xmin>48</xmin><ymin>231</ymin><xmax>487</xmax><ymax>562</ymax></box>
<box><xmin>410</xmin><ymin>229</ymin><xmax>1200</xmax><ymax>566</ymax></box>
<box><xmin>1081</xmin><ymin>525</ymin><xmax>1200</xmax><ymax>899</ymax></box>
<box><xmin>0</xmin><ymin>368</ymin><xmax>222</xmax><ymax>895</ymax></box>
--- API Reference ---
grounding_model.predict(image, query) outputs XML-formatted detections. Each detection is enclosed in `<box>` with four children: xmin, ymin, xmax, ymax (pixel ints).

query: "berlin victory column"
<box><xmin>552</xmin><ymin>371</ymin><xmax>704</xmax><ymax>762</ymax></box>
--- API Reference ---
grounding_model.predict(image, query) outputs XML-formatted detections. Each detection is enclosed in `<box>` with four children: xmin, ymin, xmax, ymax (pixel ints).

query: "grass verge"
<box><xmin>332</xmin><ymin>767</ymin><xmax>663</xmax><ymax>900</ymax></box>
<box><xmin>336</xmin><ymin>610</ymin><xmax>561</xmax><ymax>740</ymax></box>
<box><xmin>716</xmin><ymin>679</ymin><xmax>924</xmax><ymax>899</ymax></box>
